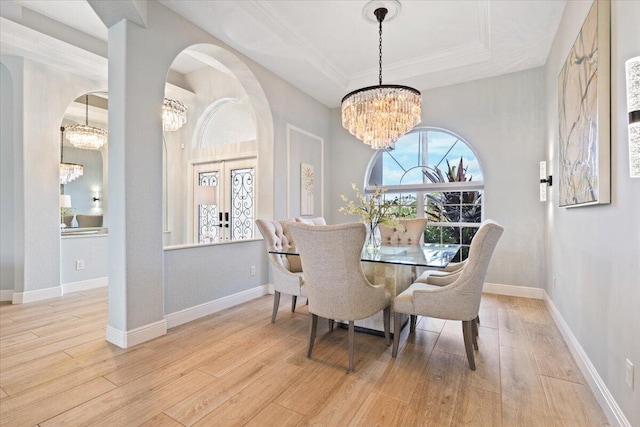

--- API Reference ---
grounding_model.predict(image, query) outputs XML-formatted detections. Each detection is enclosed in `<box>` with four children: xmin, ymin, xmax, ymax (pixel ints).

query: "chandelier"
<box><xmin>65</xmin><ymin>95</ymin><xmax>107</xmax><ymax>150</ymax></box>
<box><xmin>163</xmin><ymin>98</ymin><xmax>188</xmax><ymax>132</ymax></box>
<box><xmin>59</xmin><ymin>126</ymin><xmax>83</xmax><ymax>185</ymax></box>
<box><xmin>341</xmin><ymin>2</ymin><xmax>421</xmax><ymax>150</ymax></box>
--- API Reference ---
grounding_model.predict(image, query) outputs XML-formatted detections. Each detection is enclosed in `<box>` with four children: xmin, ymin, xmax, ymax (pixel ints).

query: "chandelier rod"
<box><xmin>375</xmin><ymin>8</ymin><xmax>388</xmax><ymax>86</ymax></box>
<box><xmin>84</xmin><ymin>95</ymin><xmax>89</xmax><ymax>126</ymax></box>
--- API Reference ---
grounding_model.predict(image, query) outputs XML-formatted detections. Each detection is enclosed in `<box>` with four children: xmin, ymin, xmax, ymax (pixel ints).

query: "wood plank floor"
<box><xmin>0</xmin><ymin>288</ymin><xmax>609</xmax><ymax>426</ymax></box>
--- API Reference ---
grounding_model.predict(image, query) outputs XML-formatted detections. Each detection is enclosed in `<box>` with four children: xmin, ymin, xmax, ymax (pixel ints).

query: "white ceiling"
<box><xmin>1</xmin><ymin>0</ymin><xmax>567</xmax><ymax>108</ymax></box>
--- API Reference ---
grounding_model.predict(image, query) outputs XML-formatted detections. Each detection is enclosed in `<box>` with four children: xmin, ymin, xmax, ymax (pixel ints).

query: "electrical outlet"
<box><xmin>76</xmin><ymin>260</ymin><xmax>85</xmax><ymax>270</ymax></box>
<box><xmin>626</xmin><ymin>359</ymin><xmax>634</xmax><ymax>390</ymax></box>
<box><xmin>250</xmin><ymin>266</ymin><xmax>256</xmax><ymax>276</ymax></box>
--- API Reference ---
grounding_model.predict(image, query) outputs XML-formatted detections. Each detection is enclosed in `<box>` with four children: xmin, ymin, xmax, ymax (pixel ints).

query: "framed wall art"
<box><xmin>558</xmin><ymin>0</ymin><xmax>610</xmax><ymax>207</ymax></box>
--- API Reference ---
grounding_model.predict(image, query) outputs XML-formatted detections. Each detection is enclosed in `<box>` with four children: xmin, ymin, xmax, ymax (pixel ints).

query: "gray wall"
<box><xmin>328</xmin><ymin>67</ymin><xmax>547</xmax><ymax>289</ymax></box>
<box><xmin>60</xmin><ymin>235</ymin><xmax>108</xmax><ymax>284</ymax></box>
<box><xmin>544</xmin><ymin>1</ymin><xmax>640</xmax><ymax>424</ymax></box>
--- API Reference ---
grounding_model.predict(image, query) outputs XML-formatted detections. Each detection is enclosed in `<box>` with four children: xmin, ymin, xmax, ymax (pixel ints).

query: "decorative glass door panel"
<box><xmin>197</xmin><ymin>171</ymin><xmax>219</xmax><ymax>243</ymax></box>
<box><xmin>230</xmin><ymin>166</ymin><xmax>254</xmax><ymax>240</ymax></box>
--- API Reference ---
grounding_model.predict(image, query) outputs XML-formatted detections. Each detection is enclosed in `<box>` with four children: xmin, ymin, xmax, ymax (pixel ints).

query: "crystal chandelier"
<box><xmin>65</xmin><ymin>95</ymin><xmax>107</xmax><ymax>150</ymax></box>
<box><xmin>163</xmin><ymin>98</ymin><xmax>188</xmax><ymax>132</ymax></box>
<box><xmin>59</xmin><ymin>126</ymin><xmax>83</xmax><ymax>185</ymax></box>
<box><xmin>341</xmin><ymin>3</ymin><xmax>421</xmax><ymax>150</ymax></box>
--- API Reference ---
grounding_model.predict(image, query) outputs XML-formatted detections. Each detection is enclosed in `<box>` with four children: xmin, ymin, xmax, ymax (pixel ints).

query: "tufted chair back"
<box><xmin>256</xmin><ymin>219</ymin><xmax>295</xmax><ymax>272</ymax></box>
<box><xmin>380</xmin><ymin>218</ymin><xmax>427</xmax><ymax>245</ymax></box>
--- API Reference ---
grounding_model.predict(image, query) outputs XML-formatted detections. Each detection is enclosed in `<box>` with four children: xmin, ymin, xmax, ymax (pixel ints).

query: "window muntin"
<box><xmin>367</xmin><ymin>128</ymin><xmax>483</xmax><ymax>261</ymax></box>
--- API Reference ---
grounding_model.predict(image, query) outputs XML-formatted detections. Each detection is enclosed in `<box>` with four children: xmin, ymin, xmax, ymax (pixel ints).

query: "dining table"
<box><xmin>270</xmin><ymin>243</ymin><xmax>461</xmax><ymax>335</ymax></box>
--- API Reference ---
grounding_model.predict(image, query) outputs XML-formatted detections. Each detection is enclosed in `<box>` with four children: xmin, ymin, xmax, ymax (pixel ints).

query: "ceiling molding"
<box><xmin>0</xmin><ymin>17</ymin><xmax>107</xmax><ymax>82</ymax></box>
<box><xmin>235</xmin><ymin>0</ymin><xmax>349</xmax><ymax>88</ymax></box>
<box><xmin>349</xmin><ymin>0</ymin><xmax>492</xmax><ymax>89</ymax></box>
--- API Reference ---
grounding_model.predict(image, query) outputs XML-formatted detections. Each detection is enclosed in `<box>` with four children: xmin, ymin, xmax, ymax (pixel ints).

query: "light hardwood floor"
<box><xmin>0</xmin><ymin>288</ymin><xmax>609</xmax><ymax>426</ymax></box>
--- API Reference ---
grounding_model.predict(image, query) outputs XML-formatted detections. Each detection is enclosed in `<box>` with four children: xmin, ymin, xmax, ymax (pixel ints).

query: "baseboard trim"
<box><xmin>544</xmin><ymin>293</ymin><xmax>631</xmax><ymax>427</ymax></box>
<box><xmin>0</xmin><ymin>290</ymin><xmax>13</xmax><ymax>302</ymax></box>
<box><xmin>165</xmin><ymin>285</ymin><xmax>271</xmax><ymax>329</ymax></box>
<box><xmin>106</xmin><ymin>319</ymin><xmax>167</xmax><ymax>349</ymax></box>
<box><xmin>12</xmin><ymin>286</ymin><xmax>62</xmax><ymax>304</ymax></box>
<box><xmin>62</xmin><ymin>277</ymin><xmax>108</xmax><ymax>294</ymax></box>
<box><xmin>483</xmin><ymin>282</ymin><xmax>545</xmax><ymax>299</ymax></box>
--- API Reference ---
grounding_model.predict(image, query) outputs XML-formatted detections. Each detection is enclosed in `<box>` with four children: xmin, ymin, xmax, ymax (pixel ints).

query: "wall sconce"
<box><xmin>626</xmin><ymin>56</ymin><xmax>639</xmax><ymax>178</ymax></box>
<box><xmin>539</xmin><ymin>161</ymin><xmax>553</xmax><ymax>202</ymax></box>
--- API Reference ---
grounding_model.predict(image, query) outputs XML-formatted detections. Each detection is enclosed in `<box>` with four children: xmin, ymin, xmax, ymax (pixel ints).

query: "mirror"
<box><xmin>60</xmin><ymin>92</ymin><xmax>108</xmax><ymax>234</ymax></box>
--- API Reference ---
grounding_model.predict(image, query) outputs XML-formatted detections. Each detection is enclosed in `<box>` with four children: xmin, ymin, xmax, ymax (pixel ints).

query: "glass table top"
<box><xmin>270</xmin><ymin>243</ymin><xmax>461</xmax><ymax>269</ymax></box>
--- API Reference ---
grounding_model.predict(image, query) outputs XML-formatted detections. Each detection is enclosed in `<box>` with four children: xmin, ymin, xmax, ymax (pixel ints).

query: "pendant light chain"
<box><xmin>378</xmin><ymin>18</ymin><xmax>383</xmax><ymax>86</ymax></box>
<box><xmin>341</xmin><ymin>3</ymin><xmax>422</xmax><ymax>150</ymax></box>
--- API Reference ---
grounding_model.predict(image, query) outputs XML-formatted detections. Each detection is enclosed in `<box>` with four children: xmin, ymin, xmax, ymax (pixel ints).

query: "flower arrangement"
<box><xmin>339</xmin><ymin>183</ymin><xmax>403</xmax><ymax>252</ymax></box>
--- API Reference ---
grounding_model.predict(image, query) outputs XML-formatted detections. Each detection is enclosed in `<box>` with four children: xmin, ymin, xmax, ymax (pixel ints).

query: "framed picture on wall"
<box><xmin>300</xmin><ymin>163</ymin><xmax>314</xmax><ymax>215</ymax></box>
<box><xmin>286</xmin><ymin>124</ymin><xmax>324</xmax><ymax>218</ymax></box>
<box><xmin>557</xmin><ymin>0</ymin><xmax>610</xmax><ymax>208</ymax></box>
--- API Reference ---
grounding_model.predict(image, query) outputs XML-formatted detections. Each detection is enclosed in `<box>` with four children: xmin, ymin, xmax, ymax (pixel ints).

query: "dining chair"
<box><xmin>289</xmin><ymin>222</ymin><xmax>392</xmax><ymax>373</ymax></box>
<box><xmin>391</xmin><ymin>219</ymin><xmax>504</xmax><ymax>370</ymax></box>
<box><xmin>380</xmin><ymin>218</ymin><xmax>428</xmax><ymax>281</ymax></box>
<box><xmin>379</xmin><ymin>218</ymin><xmax>427</xmax><ymax>244</ymax></box>
<box><xmin>294</xmin><ymin>216</ymin><xmax>326</xmax><ymax>225</ymax></box>
<box><xmin>256</xmin><ymin>219</ymin><xmax>306</xmax><ymax>323</ymax></box>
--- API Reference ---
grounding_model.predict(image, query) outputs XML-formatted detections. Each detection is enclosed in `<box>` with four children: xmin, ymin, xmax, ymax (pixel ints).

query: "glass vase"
<box><xmin>366</xmin><ymin>224</ymin><xmax>381</xmax><ymax>254</ymax></box>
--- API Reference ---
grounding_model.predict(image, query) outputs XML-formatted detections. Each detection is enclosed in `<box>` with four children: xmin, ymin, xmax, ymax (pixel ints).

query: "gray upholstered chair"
<box><xmin>289</xmin><ymin>222</ymin><xmax>392</xmax><ymax>373</ymax></box>
<box><xmin>256</xmin><ymin>219</ymin><xmax>306</xmax><ymax>322</ymax></box>
<box><xmin>294</xmin><ymin>217</ymin><xmax>326</xmax><ymax>225</ymax></box>
<box><xmin>76</xmin><ymin>214</ymin><xmax>103</xmax><ymax>228</ymax></box>
<box><xmin>392</xmin><ymin>220</ymin><xmax>504</xmax><ymax>370</ymax></box>
<box><xmin>379</xmin><ymin>218</ymin><xmax>427</xmax><ymax>245</ymax></box>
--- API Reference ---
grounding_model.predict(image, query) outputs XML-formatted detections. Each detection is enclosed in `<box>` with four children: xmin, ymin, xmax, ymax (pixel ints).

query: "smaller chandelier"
<box><xmin>342</xmin><ymin>3</ymin><xmax>421</xmax><ymax>150</ymax></box>
<box><xmin>59</xmin><ymin>127</ymin><xmax>83</xmax><ymax>185</ymax></box>
<box><xmin>163</xmin><ymin>98</ymin><xmax>188</xmax><ymax>132</ymax></box>
<box><xmin>65</xmin><ymin>95</ymin><xmax>107</xmax><ymax>150</ymax></box>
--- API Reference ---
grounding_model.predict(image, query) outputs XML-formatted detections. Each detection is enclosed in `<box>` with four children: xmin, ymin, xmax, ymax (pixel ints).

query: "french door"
<box><xmin>193</xmin><ymin>158</ymin><xmax>255</xmax><ymax>243</ymax></box>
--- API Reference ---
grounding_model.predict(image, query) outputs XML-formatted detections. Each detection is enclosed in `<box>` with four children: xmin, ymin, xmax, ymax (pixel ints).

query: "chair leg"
<box><xmin>307</xmin><ymin>314</ymin><xmax>318</xmax><ymax>358</ymax></box>
<box><xmin>328</xmin><ymin>319</ymin><xmax>334</xmax><ymax>332</ymax></box>
<box><xmin>291</xmin><ymin>295</ymin><xmax>297</xmax><ymax>312</ymax></box>
<box><xmin>462</xmin><ymin>320</ymin><xmax>476</xmax><ymax>370</ymax></box>
<box><xmin>392</xmin><ymin>312</ymin><xmax>401</xmax><ymax>357</ymax></box>
<box><xmin>471</xmin><ymin>317</ymin><xmax>479</xmax><ymax>350</ymax></box>
<box><xmin>383</xmin><ymin>306</ymin><xmax>391</xmax><ymax>346</ymax></box>
<box><xmin>348</xmin><ymin>320</ymin><xmax>355</xmax><ymax>373</ymax></box>
<box><xmin>410</xmin><ymin>315</ymin><xmax>417</xmax><ymax>333</ymax></box>
<box><xmin>271</xmin><ymin>291</ymin><xmax>281</xmax><ymax>323</ymax></box>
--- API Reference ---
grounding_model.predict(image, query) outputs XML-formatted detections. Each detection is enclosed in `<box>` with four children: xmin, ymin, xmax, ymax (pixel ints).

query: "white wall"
<box><xmin>544</xmin><ymin>1</ymin><xmax>640</xmax><ymax>425</ymax></box>
<box><xmin>0</xmin><ymin>55</ymin><xmax>105</xmax><ymax>297</ymax></box>
<box><xmin>1</xmin><ymin>63</ymin><xmax>15</xmax><ymax>292</ymax></box>
<box><xmin>329</xmin><ymin>67</ymin><xmax>547</xmax><ymax>288</ymax></box>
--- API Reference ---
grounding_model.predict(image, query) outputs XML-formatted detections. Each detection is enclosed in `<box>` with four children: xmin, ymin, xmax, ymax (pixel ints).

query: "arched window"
<box><xmin>366</xmin><ymin>127</ymin><xmax>484</xmax><ymax>260</ymax></box>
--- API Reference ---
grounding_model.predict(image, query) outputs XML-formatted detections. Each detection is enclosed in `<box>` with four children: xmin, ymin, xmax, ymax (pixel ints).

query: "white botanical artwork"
<box><xmin>300</xmin><ymin>163</ymin><xmax>314</xmax><ymax>215</ymax></box>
